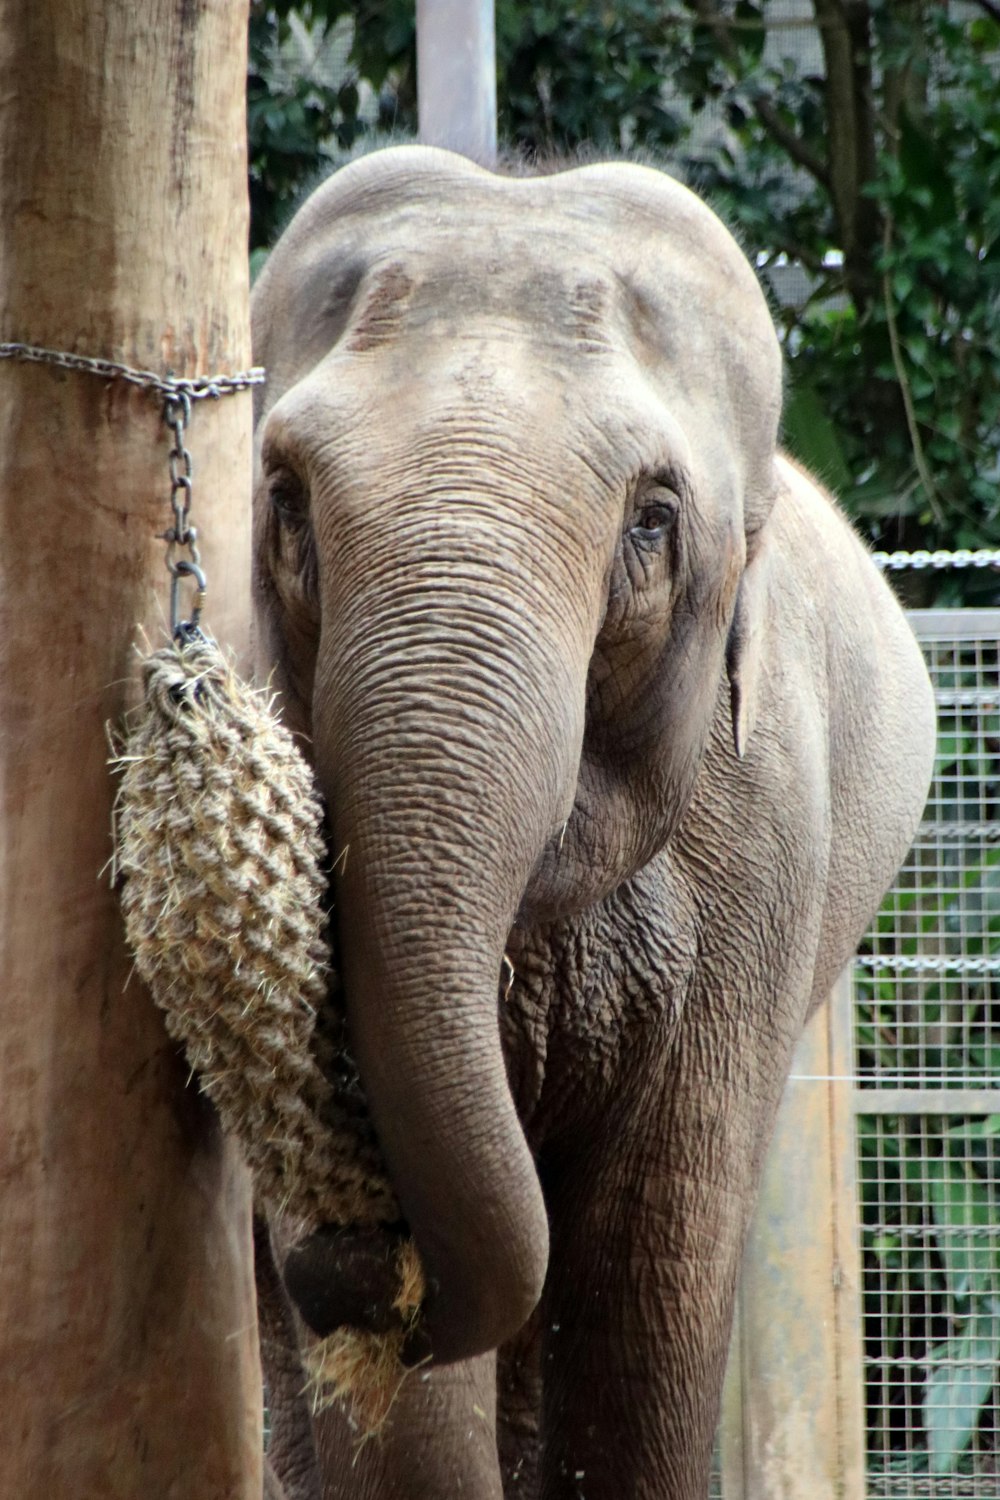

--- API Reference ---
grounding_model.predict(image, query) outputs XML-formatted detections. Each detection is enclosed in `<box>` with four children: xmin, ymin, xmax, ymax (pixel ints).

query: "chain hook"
<box><xmin>170</xmin><ymin>559</ymin><xmax>207</xmax><ymax>642</ymax></box>
<box><xmin>161</xmin><ymin>390</ymin><xmax>207</xmax><ymax>640</ymax></box>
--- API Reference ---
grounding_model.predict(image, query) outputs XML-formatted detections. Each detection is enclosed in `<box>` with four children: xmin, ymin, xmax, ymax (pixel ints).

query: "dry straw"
<box><xmin>113</xmin><ymin>636</ymin><xmax>423</xmax><ymax>1430</ymax></box>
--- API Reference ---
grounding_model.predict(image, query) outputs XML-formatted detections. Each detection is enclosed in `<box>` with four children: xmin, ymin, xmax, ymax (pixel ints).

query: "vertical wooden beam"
<box><xmin>720</xmin><ymin>973</ymin><xmax>866</xmax><ymax>1498</ymax></box>
<box><xmin>416</xmin><ymin>0</ymin><xmax>497</xmax><ymax>164</ymax></box>
<box><xmin>0</xmin><ymin>4</ymin><xmax>261</xmax><ymax>1497</ymax></box>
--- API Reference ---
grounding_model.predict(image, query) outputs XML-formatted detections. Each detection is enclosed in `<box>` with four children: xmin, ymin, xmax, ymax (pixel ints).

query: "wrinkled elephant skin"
<box><xmin>251</xmin><ymin>147</ymin><xmax>935</xmax><ymax>1500</ymax></box>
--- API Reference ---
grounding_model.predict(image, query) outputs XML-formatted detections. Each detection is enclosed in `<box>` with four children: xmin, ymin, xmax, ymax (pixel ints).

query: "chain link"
<box><xmin>0</xmin><ymin>340</ymin><xmax>264</xmax><ymax>399</ymax></box>
<box><xmin>161</xmin><ymin>394</ymin><xmax>207</xmax><ymax>637</ymax></box>
<box><xmin>867</xmin><ymin>1479</ymin><xmax>997</xmax><ymax>1498</ymax></box>
<box><xmin>857</xmin><ymin>953</ymin><xmax>1000</xmax><ymax>975</ymax></box>
<box><xmin>873</xmin><ymin>547</ymin><xmax>1000</xmax><ymax>572</ymax></box>
<box><xmin>0</xmin><ymin>338</ymin><xmax>264</xmax><ymax>640</ymax></box>
<box><xmin>866</xmin><ymin>1221</ymin><xmax>1000</xmax><ymax>1240</ymax></box>
<box><xmin>12</xmin><ymin>342</ymin><xmax>1000</xmax><ymax>576</ymax></box>
<box><xmin>14</xmin><ymin>343</ymin><xmax>997</xmax><ymax>602</ymax></box>
<box><xmin>912</xmin><ymin>821</ymin><xmax>1000</xmax><ymax>844</ymax></box>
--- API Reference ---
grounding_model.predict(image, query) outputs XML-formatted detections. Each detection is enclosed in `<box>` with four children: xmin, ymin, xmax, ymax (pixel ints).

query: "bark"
<box><xmin>0</xmin><ymin>4</ymin><xmax>260</xmax><ymax>1497</ymax></box>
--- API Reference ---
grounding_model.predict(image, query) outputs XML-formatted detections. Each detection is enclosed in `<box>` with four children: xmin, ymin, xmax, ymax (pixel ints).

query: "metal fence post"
<box><xmin>720</xmin><ymin>972</ymin><xmax>866</xmax><ymax>1498</ymax></box>
<box><xmin>416</xmin><ymin>0</ymin><xmax>497</xmax><ymax>164</ymax></box>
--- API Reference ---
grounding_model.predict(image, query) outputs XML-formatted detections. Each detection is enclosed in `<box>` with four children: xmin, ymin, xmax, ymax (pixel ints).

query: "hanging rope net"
<box><xmin>113</xmin><ymin>634</ymin><xmax>423</xmax><ymax>1430</ymax></box>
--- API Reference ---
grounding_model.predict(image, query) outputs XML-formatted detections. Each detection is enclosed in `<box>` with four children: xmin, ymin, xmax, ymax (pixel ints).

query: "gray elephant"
<box><xmin>250</xmin><ymin>145</ymin><xmax>935</xmax><ymax>1500</ymax></box>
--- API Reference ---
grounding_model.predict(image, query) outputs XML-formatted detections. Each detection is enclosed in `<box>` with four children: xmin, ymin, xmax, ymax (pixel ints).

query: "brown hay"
<box><xmin>303</xmin><ymin>1241</ymin><xmax>426</xmax><ymax>1434</ymax></box>
<box><xmin>113</xmin><ymin>637</ymin><xmax>423</xmax><ymax>1427</ymax></box>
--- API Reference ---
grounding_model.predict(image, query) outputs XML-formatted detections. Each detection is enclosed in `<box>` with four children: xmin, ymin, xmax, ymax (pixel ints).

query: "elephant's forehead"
<box><xmin>288</xmin><ymin>146</ymin><xmax>748</xmax><ymax>281</ymax></box>
<box><xmin>259</xmin><ymin>148</ymin><xmax>767</xmax><ymax>354</ymax></box>
<box><xmin>277</xmin><ymin>212</ymin><xmax>643</xmax><ymax>357</ymax></box>
<box><xmin>252</xmin><ymin>148</ymin><xmax>781</xmax><ymax>439</ymax></box>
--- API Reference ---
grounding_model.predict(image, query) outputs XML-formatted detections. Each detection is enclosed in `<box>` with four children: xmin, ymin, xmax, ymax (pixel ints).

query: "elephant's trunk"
<box><xmin>310</xmin><ymin>534</ymin><xmax>588</xmax><ymax>1363</ymax></box>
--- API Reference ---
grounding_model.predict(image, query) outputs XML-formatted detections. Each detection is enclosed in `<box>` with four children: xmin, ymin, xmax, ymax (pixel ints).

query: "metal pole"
<box><xmin>416</xmin><ymin>0</ymin><xmax>497</xmax><ymax>165</ymax></box>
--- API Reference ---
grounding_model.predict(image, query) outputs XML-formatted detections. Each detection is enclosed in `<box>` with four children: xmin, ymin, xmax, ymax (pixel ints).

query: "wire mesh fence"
<box><xmin>856</xmin><ymin>610</ymin><xmax>1000</xmax><ymax>1498</ymax></box>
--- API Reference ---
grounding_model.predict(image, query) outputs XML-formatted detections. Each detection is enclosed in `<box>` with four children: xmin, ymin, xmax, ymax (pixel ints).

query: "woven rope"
<box><xmin>114</xmin><ymin>637</ymin><xmax>423</xmax><ymax>1427</ymax></box>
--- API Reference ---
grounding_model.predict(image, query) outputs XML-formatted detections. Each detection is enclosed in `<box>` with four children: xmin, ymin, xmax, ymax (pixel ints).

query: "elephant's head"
<box><xmin>251</xmin><ymin>146</ymin><xmax>782</xmax><ymax>1364</ymax></box>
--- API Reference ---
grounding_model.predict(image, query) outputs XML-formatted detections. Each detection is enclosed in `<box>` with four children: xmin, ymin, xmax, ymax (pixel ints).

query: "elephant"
<box><xmin>249</xmin><ymin>144</ymin><xmax>936</xmax><ymax>1500</ymax></box>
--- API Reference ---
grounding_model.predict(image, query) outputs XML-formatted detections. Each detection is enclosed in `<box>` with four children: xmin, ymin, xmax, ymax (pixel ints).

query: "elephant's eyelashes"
<box><xmin>269</xmin><ymin>470</ymin><xmax>309</xmax><ymax>531</ymax></box>
<box><xmin>265</xmin><ymin>467</ymin><xmax>319</xmax><ymax>619</ymax></box>
<box><xmin>627</xmin><ymin>487</ymin><xmax>680</xmax><ymax>545</ymax></box>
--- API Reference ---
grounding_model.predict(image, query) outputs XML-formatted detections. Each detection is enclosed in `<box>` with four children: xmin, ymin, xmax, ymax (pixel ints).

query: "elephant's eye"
<box><xmin>269</xmin><ymin>470</ymin><xmax>309</xmax><ymax>531</ymax></box>
<box><xmin>628</xmin><ymin>487</ymin><xmax>679</xmax><ymax>543</ymax></box>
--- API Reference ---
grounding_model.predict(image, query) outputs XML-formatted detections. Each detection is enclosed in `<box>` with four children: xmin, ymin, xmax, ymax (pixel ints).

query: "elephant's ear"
<box><xmin>726</xmin><ymin>537</ymin><xmax>771</xmax><ymax>759</ymax></box>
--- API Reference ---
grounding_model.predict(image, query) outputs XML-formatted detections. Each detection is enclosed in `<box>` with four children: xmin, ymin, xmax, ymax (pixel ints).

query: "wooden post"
<box><xmin>720</xmin><ymin>972</ymin><xmax>866</xmax><ymax>1498</ymax></box>
<box><xmin>0</xmin><ymin>4</ymin><xmax>261</xmax><ymax>1497</ymax></box>
<box><xmin>417</xmin><ymin>0</ymin><xmax>497</xmax><ymax>164</ymax></box>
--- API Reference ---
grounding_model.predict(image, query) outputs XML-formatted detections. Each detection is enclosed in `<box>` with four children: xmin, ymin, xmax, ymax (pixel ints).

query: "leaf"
<box><xmin>970</xmin><ymin>16</ymin><xmax>1000</xmax><ymax>50</ymax></box>
<box><xmin>924</xmin><ymin>1326</ymin><xmax>997</xmax><ymax>1474</ymax></box>
<box><xmin>928</xmin><ymin>1157</ymin><xmax>995</xmax><ymax>1304</ymax></box>
<box><xmin>781</xmin><ymin>381</ymin><xmax>853</xmax><ymax>494</ymax></box>
<box><xmin>892</xmin><ymin>269</ymin><xmax>914</xmax><ymax>301</ymax></box>
<box><xmin>896</xmin><ymin>107</ymin><xmax>959</xmax><ymax>230</ymax></box>
<box><xmin>946</xmin><ymin>1116</ymin><xmax>1000</xmax><ymax>1141</ymax></box>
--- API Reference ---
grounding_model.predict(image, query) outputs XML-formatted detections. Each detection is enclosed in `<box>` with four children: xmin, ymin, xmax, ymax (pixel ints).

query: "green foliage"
<box><xmin>924</xmin><ymin>1148</ymin><xmax>997</xmax><ymax>1475</ymax></box>
<box><xmin>496</xmin><ymin>2</ymin><xmax>687</xmax><ymax>152</ymax></box>
<box><xmin>247</xmin><ymin>0</ymin><xmax>404</xmax><ymax>251</ymax></box>
<box><xmin>682</xmin><ymin>6</ymin><xmax>1000</xmax><ymax>574</ymax></box>
<box><xmin>248</xmin><ymin>3</ymin><xmax>344</xmax><ymax>250</ymax></box>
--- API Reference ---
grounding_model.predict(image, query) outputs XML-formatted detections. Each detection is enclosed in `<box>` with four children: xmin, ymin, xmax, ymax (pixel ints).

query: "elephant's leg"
<box><xmin>537</xmin><ymin>1068</ymin><xmax>775</xmax><ymax>1500</ymax></box>
<box><xmin>255</xmin><ymin>1216</ymin><xmax>323</xmax><ymax>1500</ymax></box>
<box><xmin>313</xmin><ymin>1352</ymin><xmax>503</xmax><ymax>1500</ymax></box>
<box><xmin>497</xmin><ymin>1309</ymin><xmax>544</xmax><ymax>1498</ymax></box>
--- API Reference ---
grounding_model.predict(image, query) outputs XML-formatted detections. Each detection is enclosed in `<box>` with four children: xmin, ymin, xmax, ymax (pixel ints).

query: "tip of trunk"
<box><xmin>410</xmin><ymin>1186</ymin><xmax>549</xmax><ymax>1364</ymax></box>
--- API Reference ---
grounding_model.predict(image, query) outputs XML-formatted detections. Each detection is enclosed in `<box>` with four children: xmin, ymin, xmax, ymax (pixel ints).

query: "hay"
<box><xmin>113</xmin><ymin>635</ymin><xmax>424</xmax><ymax>1424</ymax></box>
<box><xmin>302</xmin><ymin>1239</ymin><xmax>426</xmax><ymax>1432</ymax></box>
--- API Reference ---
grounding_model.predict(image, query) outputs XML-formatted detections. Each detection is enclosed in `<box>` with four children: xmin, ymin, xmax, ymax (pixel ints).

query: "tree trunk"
<box><xmin>814</xmin><ymin>0</ymin><xmax>881</xmax><ymax>312</ymax></box>
<box><xmin>0</xmin><ymin>4</ymin><xmax>261</xmax><ymax>1498</ymax></box>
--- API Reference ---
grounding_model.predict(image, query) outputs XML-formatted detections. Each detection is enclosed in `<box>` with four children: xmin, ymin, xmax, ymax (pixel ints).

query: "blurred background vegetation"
<box><xmin>248</xmin><ymin>0</ymin><xmax>999</xmax><ymax>596</ymax></box>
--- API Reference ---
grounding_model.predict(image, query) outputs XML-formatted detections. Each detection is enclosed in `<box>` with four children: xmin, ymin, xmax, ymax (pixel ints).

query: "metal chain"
<box><xmin>912</xmin><ymin>821</ymin><xmax>1000</xmax><ymax>844</ymax></box>
<box><xmin>10</xmin><ymin>342</ymin><xmax>998</xmax><ymax>601</ymax></box>
<box><xmin>932</xmin><ymin>689</ymin><xmax>1000</xmax><ymax>708</ymax></box>
<box><xmin>857</xmin><ymin>953</ymin><xmax>1000</xmax><ymax>975</ymax></box>
<box><xmin>873</xmin><ymin>547</ymin><xmax>1000</xmax><ymax>572</ymax></box>
<box><xmin>162</xmin><ymin>394</ymin><xmax>207</xmax><ymax>639</ymax></box>
<box><xmin>0</xmin><ymin>340</ymin><xmax>264</xmax><ymax>399</ymax></box>
<box><xmin>0</xmin><ymin>338</ymin><xmax>265</xmax><ymax>640</ymax></box>
<box><xmin>865</xmin><ymin>1221</ymin><xmax>1000</xmax><ymax>1240</ymax></box>
<box><xmin>867</xmin><ymin>1480</ymin><xmax>995</xmax><ymax>1498</ymax></box>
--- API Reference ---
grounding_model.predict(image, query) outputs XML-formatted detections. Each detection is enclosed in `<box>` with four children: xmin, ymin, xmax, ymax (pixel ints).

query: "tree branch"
<box><xmin>751</xmin><ymin>93</ymin><xmax>831</xmax><ymax>188</ymax></box>
<box><xmin>692</xmin><ymin>0</ymin><xmax>830</xmax><ymax>189</ymax></box>
<box><xmin>881</xmin><ymin>220</ymin><xmax>945</xmax><ymax>525</ymax></box>
<box><xmin>971</xmin><ymin>0</ymin><xmax>1000</xmax><ymax>22</ymax></box>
